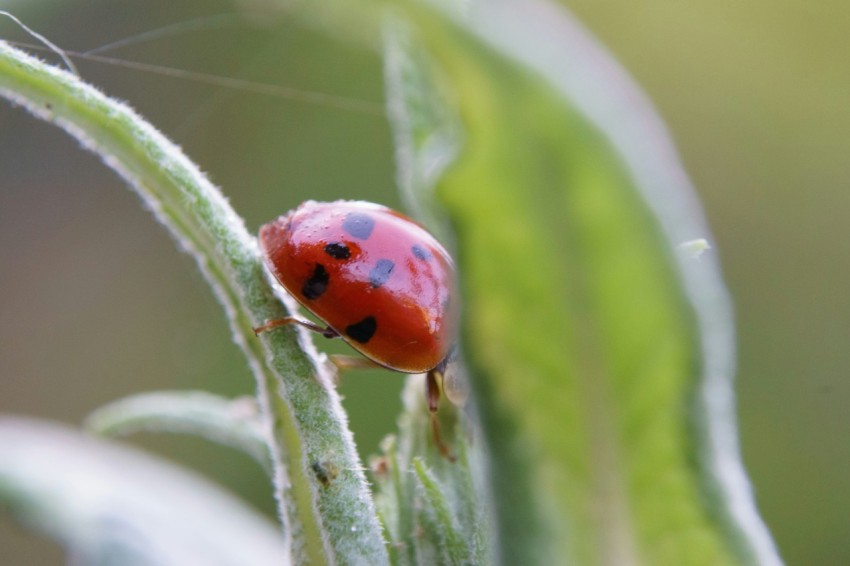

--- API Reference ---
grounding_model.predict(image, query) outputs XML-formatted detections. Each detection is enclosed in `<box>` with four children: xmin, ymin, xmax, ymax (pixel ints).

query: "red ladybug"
<box><xmin>255</xmin><ymin>201</ymin><xmax>458</xmax><ymax>455</ymax></box>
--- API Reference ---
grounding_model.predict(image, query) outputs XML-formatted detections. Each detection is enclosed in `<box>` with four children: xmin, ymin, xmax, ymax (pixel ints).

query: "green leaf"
<box><xmin>0</xmin><ymin>417</ymin><xmax>290</xmax><ymax>565</ymax></box>
<box><xmin>86</xmin><ymin>391</ymin><xmax>272</xmax><ymax>473</ymax></box>
<box><xmin>412</xmin><ymin>458</ymin><xmax>472</xmax><ymax>566</ymax></box>
<box><xmin>384</xmin><ymin>3</ymin><xmax>780</xmax><ymax>565</ymax></box>
<box><xmin>371</xmin><ymin>376</ymin><xmax>492</xmax><ymax>566</ymax></box>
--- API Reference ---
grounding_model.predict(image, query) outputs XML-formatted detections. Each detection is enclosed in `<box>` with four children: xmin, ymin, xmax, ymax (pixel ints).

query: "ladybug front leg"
<box><xmin>253</xmin><ymin>316</ymin><xmax>338</xmax><ymax>338</ymax></box>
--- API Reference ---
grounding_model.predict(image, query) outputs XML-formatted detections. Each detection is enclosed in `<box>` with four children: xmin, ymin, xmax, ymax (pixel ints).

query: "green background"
<box><xmin>0</xmin><ymin>1</ymin><xmax>847</xmax><ymax>563</ymax></box>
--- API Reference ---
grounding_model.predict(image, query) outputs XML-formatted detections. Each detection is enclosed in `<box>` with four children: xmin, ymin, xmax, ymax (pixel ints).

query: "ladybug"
<box><xmin>255</xmin><ymin>200</ymin><xmax>459</xmax><ymax>455</ymax></box>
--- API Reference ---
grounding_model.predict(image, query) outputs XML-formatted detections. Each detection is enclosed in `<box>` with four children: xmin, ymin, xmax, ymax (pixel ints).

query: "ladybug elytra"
<box><xmin>255</xmin><ymin>200</ymin><xmax>459</xmax><ymax>456</ymax></box>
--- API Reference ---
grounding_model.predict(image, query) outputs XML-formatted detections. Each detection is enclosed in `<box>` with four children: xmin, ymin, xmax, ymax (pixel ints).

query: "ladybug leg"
<box><xmin>253</xmin><ymin>316</ymin><xmax>338</xmax><ymax>339</ymax></box>
<box><xmin>328</xmin><ymin>355</ymin><xmax>383</xmax><ymax>372</ymax></box>
<box><xmin>324</xmin><ymin>356</ymin><xmax>385</xmax><ymax>387</ymax></box>
<box><xmin>426</xmin><ymin>368</ymin><xmax>455</xmax><ymax>461</ymax></box>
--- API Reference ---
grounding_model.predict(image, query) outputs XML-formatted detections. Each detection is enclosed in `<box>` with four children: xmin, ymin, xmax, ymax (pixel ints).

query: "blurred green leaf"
<box><xmin>384</xmin><ymin>2</ymin><xmax>781</xmax><ymax>564</ymax></box>
<box><xmin>86</xmin><ymin>391</ymin><xmax>272</xmax><ymax>473</ymax></box>
<box><xmin>0</xmin><ymin>417</ymin><xmax>290</xmax><ymax>565</ymax></box>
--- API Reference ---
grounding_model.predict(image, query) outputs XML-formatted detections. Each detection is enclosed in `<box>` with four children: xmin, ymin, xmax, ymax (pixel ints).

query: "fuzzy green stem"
<box><xmin>0</xmin><ymin>41</ymin><xmax>387</xmax><ymax>565</ymax></box>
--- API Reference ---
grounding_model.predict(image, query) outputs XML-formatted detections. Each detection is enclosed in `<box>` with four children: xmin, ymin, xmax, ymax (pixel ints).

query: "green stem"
<box><xmin>0</xmin><ymin>41</ymin><xmax>387</xmax><ymax>565</ymax></box>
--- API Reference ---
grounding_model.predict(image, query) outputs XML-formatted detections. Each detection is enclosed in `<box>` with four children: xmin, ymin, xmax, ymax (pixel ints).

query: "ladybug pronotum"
<box><xmin>255</xmin><ymin>200</ymin><xmax>459</xmax><ymax>456</ymax></box>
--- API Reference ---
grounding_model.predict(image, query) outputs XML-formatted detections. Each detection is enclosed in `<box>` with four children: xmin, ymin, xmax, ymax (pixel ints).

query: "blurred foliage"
<box><xmin>382</xmin><ymin>12</ymin><xmax>765</xmax><ymax>562</ymax></box>
<box><xmin>1</xmin><ymin>0</ymin><xmax>848</xmax><ymax>564</ymax></box>
<box><xmin>0</xmin><ymin>417</ymin><xmax>291</xmax><ymax>565</ymax></box>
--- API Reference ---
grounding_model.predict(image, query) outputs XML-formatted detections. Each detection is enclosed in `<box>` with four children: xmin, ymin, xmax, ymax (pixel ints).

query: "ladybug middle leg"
<box><xmin>256</xmin><ymin>317</ymin><xmax>383</xmax><ymax>385</ymax></box>
<box><xmin>327</xmin><ymin>355</ymin><xmax>383</xmax><ymax>372</ymax></box>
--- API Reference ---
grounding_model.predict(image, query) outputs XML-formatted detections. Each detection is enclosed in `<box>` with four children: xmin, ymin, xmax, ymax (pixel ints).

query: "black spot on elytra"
<box><xmin>302</xmin><ymin>264</ymin><xmax>329</xmax><ymax>300</ymax></box>
<box><xmin>324</xmin><ymin>242</ymin><xmax>351</xmax><ymax>260</ymax></box>
<box><xmin>369</xmin><ymin>259</ymin><xmax>395</xmax><ymax>288</ymax></box>
<box><xmin>412</xmin><ymin>244</ymin><xmax>432</xmax><ymax>261</ymax></box>
<box><xmin>346</xmin><ymin>316</ymin><xmax>377</xmax><ymax>343</ymax></box>
<box><xmin>343</xmin><ymin>212</ymin><xmax>375</xmax><ymax>240</ymax></box>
